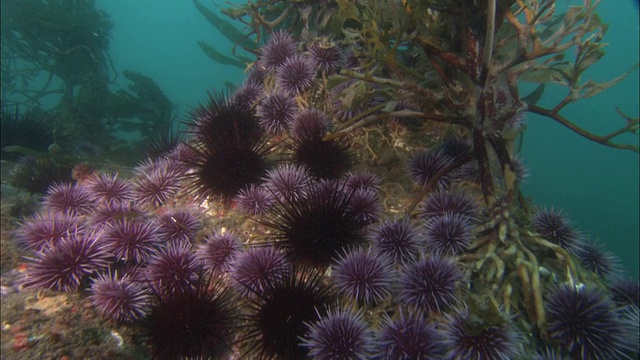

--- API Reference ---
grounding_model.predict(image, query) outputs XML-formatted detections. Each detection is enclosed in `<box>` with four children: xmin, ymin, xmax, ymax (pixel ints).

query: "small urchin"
<box><xmin>195</xmin><ymin>230</ymin><xmax>243</xmax><ymax>275</ymax></box>
<box><xmin>398</xmin><ymin>255</ymin><xmax>463</xmax><ymax>314</ymax></box>
<box><xmin>235</xmin><ymin>184</ymin><xmax>275</xmax><ymax>216</ymax></box>
<box><xmin>16</xmin><ymin>212</ymin><xmax>83</xmax><ymax>251</ymax></box>
<box><xmin>302</xmin><ymin>306</ymin><xmax>375</xmax><ymax>360</ymax></box>
<box><xmin>257</xmin><ymin>91</ymin><xmax>298</xmax><ymax>134</ymax></box>
<box><xmin>408</xmin><ymin>150</ymin><xmax>455</xmax><ymax>190</ymax></box>
<box><xmin>545</xmin><ymin>283</ymin><xmax>637</xmax><ymax>359</ymax></box>
<box><xmin>419</xmin><ymin>191</ymin><xmax>479</xmax><ymax>222</ymax></box>
<box><xmin>573</xmin><ymin>239</ymin><xmax>621</xmax><ymax>281</ymax></box>
<box><xmin>86</xmin><ymin>173</ymin><xmax>135</xmax><ymax>205</ymax></box>
<box><xmin>307</xmin><ymin>38</ymin><xmax>342</xmax><ymax>75</ymax></box>
<box><xmin>22</xmin><ymin>229</ymin><xmax>109</xmax><ymax>291</ymax></box>
<box><xmin>424</xmin><ymin>213</ymin><xmax>474</xmax><ymax>256</ymax></box>
<box><xmin>237</xmin><ymin>267</ymin><xmax>335</xmax><ymax>359</ymax></box>
<box><xmin>43</xmin><ymin>182</ymin><xmax>96</xmax><ymax>216</ymax></box>
<box><xmin>275</xmin><ymin>54</ymin><xmax>316</xmax><ymax>95</ymax></box>
<box><xmin>441</xmin><ymin>309</ymin><xmax>522</xmax><ymax>360</ymax></box>
<box><xmin>259</xmin><ymin>30</ymin><xmax>298</xmax><ymax>71</ymax></box>
<box><xmin>369</xmin><ymin>217</ymin><xmax>423</xmax><ymax>265</ymax></box>
<box><xmin>332</xmin><ymin>247</ymin><xmax>394</xmax><ymax>305</ymax></box>
<box><xmin>144</xmin><ymin>276</ymin><xmax>238</xmax><ymax>360</ymax></box>
<box><xmin>154</xmin><ymin>206</ymin><xmax>203</xmax><ymax>243</ymax></box>
<box><xmin>376</xmin><ymin>309</ymin><xmax>444</xmax><ymax>360</ymax></box>
<box><xmin>230</xmin><ymin>246</ymin><xmax>292</xmax><ymax>297</ymax></box>
<box><xmin>101</xmin><ymin>218</ymin><xmax>161</xmax><ymax>264</ymax></box>
<box><xmin>89</xmin><ymin>271</ymin><xmax>150</xmax><ymax>322</ymax></box>
<box><xmin>532</xmin><ymin>207</ymin><xmax>581</xmax><ymax>251</ymax></box>
<box><xmin>145</xmin><ymin>241</ymin><xmax>202</xmax><ymax>296</ymax></box>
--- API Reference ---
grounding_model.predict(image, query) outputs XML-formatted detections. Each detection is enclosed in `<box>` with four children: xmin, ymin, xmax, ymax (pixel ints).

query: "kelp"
<box><xmin>198</xmin><ymin>41</ymin><xmax>252</xmax><ymax>69</ymax></box>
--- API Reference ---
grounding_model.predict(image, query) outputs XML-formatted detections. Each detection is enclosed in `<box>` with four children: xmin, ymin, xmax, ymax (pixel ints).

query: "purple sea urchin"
<box><xmin>86</xmin><ymin>173</ymin><xmax>134</xmax><ymax>204</ymax></box>
<box><xmin>16</xmin><ymin>212</ymin><xmax>83</xmax><ymax>251</ymax></box>
<box><xmin>370</xmin><ymin>217</ymin><xmax>423</xmax><ymax>264</ymax></box>
<box><xmin>231</xmin><ymin>81</ymin><xmax>263</xmax><ymax>110</ymax></box>
<box><xmin>376</xmin><ymin>309</ymin><xmax>444</xmax><ymax>360</ymax></box>
<box><xmin>43</xmin><ymin>182</ymin><xmax>96</xmax><ymax>216</ymax></box>
<box><xmin>574</xmin><ymin>239</ymin><xmax>621</xmax><ymax>281</ymax></box>
<box><xmin>145</xmin><ymin>242</ymin><xmax>201</xmax><ymax>295</ymax></box>
<box><xmin>235</xmin><ymin>184</ymin><xmax>275</xmax><ymax>216</ymax></box>
<box><xmin>195</xmin><ymin>231</ymin><xmax>243</xmax><ymax>275</ymax></box>
<box><xmin>608</xmin><ymin>277</ymin><xmax>640</xmax><ymax>308</ymax></box>
<box><xmin>308</xmin><ymin>39</ymin><xmax>342</xmax><ymax>75</ymax></box>
<box><xmin>263</xmin><ymin>179</ymin><xmax>373</xmax><ymax>267</ymax></box>
<box><xmin>332</xmin><ymin>247</ymin><xmax>394</xmax><ymax>304</ymax></box>
<box><xmin>154</xmin><ymin>206</ymin><xmax>202</xmax><ymax>243</ymax></box>
<box><xmin>185</xmin><ymin>92</ymin><xmax>272</xmax><ymax>203</ymax></box>
<box><xmin>545</xmin><ymin>283</ymin><xmax>636</xmax><ymax>359</ymax></box>
<box><xmin>408</xmin><ymin>150</ymin><xmax>454</xmax><ymax>190</ymax></box>
<box><xmin>259</xmin><ymin>30</ymin><xmax>298</xmax><ymax>70</ymax></box>
<box><xmin>132</xmin><ymin>162</ymin><xmax>182</xmax><ymax>208</ymax></box>
<box><xmin>89</xmin><ymin>271</ymin><xmax>150</xmax><ymax>322</ymax></box>
<box><xmin>101</xmin><ymin>218</ymin><xmax>161</xmax><ymax>263</ymax></box>
<box><xmin>289</xmin><ymin>108</ymin><xmax>351</xmax><ymax>179</ymax></box>
<box><xmin>398</xmin><ymin>255</ymin><xmax>463</xmax><ymax>314</ymax></box>
<box><xmin>345</xmin><ymin>171</ymin><xmax>382</xmax><ymax>192</ymax></box>
<box><xmin>145</xmin><ymin>276</ymin><xmax>237</xmax><ymax>360</ymax></box>
<box><xmin>22</xmin><ymin>229</ymin><xmax>109</xmax><ymax>291</ymax></box>
<box><xmin>441</xmin><ymin>310</ymin><xmax>522</xmax><ymax>360</ymax></box>
<box><xmin>275</xmin><ymin>55</ymin><xmax>316</xmax><ymax>95</ymax></box>
<box><xmin>231</xmin><ymin>246</ymin><xmax>291</xmax><ymax>296</ymax></box>
<box><xmin>264</xmin><ymin>164</ymin><xmax>310</xmax><ymax>202</ymax></box>
<box><xmin>302</xmin><ymin>307</ymin><xmax>375</xmax><ymax>360</ymax></box>
<box><xmin>347</xmin><ymin>188</ymin><xmax>382</xmax><ymax>224</ymax></box>
<box><xmin>419</xmin><ymin>191</ymin><xmax>478</xmax><ymax>222</ymax></box>
<box><xmin>424</xmin><ymin>213</ymin><xmax>474</xmax><ymax>255</ymax></box>
<box><xmin>238</xmin><ymin>268</ymin><xmax>334</xmax><ymax>359</ymax></box>
<box><xmin>257</xmin><ymin>91</ymin><xmax>298</xmax><ymax>134</ymax></box>
<box><xmin>90</xmin><ymin>202</ymin><xmax>147</xmax><ymax>227</ymax></box>
<box><xmin>532</xmin><ymin>207</ymin><xmax>581</xmax><ymax>251</ymax></box>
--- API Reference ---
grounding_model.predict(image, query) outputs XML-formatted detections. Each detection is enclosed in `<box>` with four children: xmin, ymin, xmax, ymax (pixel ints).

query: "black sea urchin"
<box><xmin>262</xmin><ymin>179</ymin><xmax>373</xmax><ymax>268</ymax></box>
<box><xmin>288</xmin><ymin>108</ymin><xmax>351</xmax><ymax>180</ymax></box>
<box><xmin>237</xmin><ymin>267</ymin><xmax>334</xmax><ymax>359</ymax></box>
<box><xmin>145</xmin><ymin>276</ymin><xmax>237</xmax><ymax>360</ymax></box>
<box><xmin>185</xmin><ymin>92</ymin><xmax>272</xmax><ymax>203</ymax></box>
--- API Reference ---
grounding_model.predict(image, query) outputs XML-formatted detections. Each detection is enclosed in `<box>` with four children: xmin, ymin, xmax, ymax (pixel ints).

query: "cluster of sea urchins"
<box><xmin>13</xmin><ymin>29</ymin><xmax>639</xmax><ymax>360</ymax></box>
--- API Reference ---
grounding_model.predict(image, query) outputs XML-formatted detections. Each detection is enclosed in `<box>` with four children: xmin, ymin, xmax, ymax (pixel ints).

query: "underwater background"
<box><xmin>96</xmin><ymin>0</ymin><xmax>639</xmax><ymax>278</ymax></box>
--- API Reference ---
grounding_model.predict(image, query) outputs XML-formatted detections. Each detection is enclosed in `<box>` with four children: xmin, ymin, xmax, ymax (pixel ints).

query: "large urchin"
<box><xmin>261</xmin><ymin>179</ymin><xmax>374</xmax><ymax>268</ymax></box>
<box><xmin>237</xmin><ymin>267</ymin><xmax>335</xmax><ymax>360</ymax></box>
<box><xmin>184</xmin><ymin>92</ymin><xmax>273</xmax><ymax>203</ymax></box>
<box><xmin>144</xmin><ymin>276</ymin><xmax>238</xmax><ymax>360</ymax></box>
<box><xmin>545</xmin><ymin>283</ymin><xmax>636</xmax><ymax>359</ymax></box>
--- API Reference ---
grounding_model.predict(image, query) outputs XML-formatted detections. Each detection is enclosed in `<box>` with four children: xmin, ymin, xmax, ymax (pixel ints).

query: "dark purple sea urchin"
<box><xmin>424</xmin><ymin>213</ymin><xmax>474</xmax><ymax>255</ymax></box>
<box><xmin>398</xmin><ymin>255</ymin><xmax>463</xmax><ymax>314</ymax></box>
<box><xmin>408</xmin><ymin>150</ymin><xmax>454</xmax><ymax>190</ymax></box>
<box><xmin>545</xmin><ymin>283</ymin><xmax>636</xmax><ymax>360</ymax></box>
<box><xmin>22</xmin><ymin>229</ymin><xmax>109</xmax><ymax>291</ymax></box>
<box><xmin>259</xmin><ymin>30</ymin><xmax>298</xmax><ymax>71</ymax></box>
<box><xmin>441</xmin><ymin>310</ymin><xmax>522</xmax><ymax>360</ymax></box>
<box><xmin>101</xmin><ymin>218</ymin><xmax>161</xmax><ymax>264</ymax></box>
<box><xmin>275</xmin><ymin>55</ymin><xmax>316</xmax><ymax>95</ymax></box>
<box><xmin>257</xmin><ymin>91</ymin><xmax>298</xmax><ymax>134</ymax></box>
<box><xmin>369</xmin><ymin>217</ymin><xmax>423</xmax><ymax>264</ymax></box>
<box><xmin>195</xmin><ymin>231</ymin><xmax>243</xmax><ymax>275</ymax></box>
<box><xmin>302</xmin><ymin>307</ymin><xmax>375</xmax><ymax>360</ymax></box>
<box><xmin>376</xmin><ymin>309</ymin><xmax>444</xmax><ymax>360</ymax></box>
<box><xmin>16</xmin><ymin>212</ymin><xmax>83</xmax><ymax>251</ymax></box>
<box><xmin>532</xmin><ymin>207</ymin><xmax>581</xmax><ymax>251</ymax></box>
<box><xmin>231</xmin><ymin>246</ymin><xmax>292</xmax><ymax>297</ymax></box>
<box><xmin>332</xmin><ymin>247</ymin><xmax>394</xmax><ymax>305</ymax></box>
<box><xmin>89</xmin><ymin>271</ymin><xmax>150</xmax><ymax>322</ymax></box>
<box><xmin>43</xmin><ymin>182</ymin><xmax>96</xmax><ymax>216</ymax></box>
